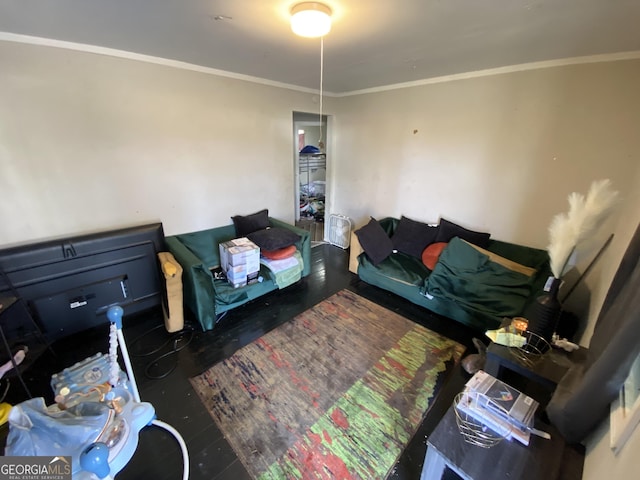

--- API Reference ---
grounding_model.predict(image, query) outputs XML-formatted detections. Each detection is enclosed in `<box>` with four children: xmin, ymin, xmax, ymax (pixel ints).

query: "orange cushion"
<box><xmin>261</xmin><ymin>244</ymin><xmax>297</xmax><ymax>260</ymax></box>
<box><xmin>421</xmin><ymin>242</ymin><xmax>448</xmax><ymax>270</ymax></box>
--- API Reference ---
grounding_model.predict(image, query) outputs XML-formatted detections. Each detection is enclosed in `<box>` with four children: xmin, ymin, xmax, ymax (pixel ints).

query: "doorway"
<box><xmin>293</xmin><ymin>112</ymin><xmax>328</xmax><ymax>243</ymax></box>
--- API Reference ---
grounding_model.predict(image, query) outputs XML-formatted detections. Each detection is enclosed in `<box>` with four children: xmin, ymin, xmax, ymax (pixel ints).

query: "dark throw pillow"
<box><xmin>391</xmin><ymin>215</ymin><xmax>439</xmax><ymax>258</ymax></box>
<box><xmin>421</xmin><ymin>242</ymin><xmax>448</xmax><ymax>270</ymax></box>
<box><xmin>232</xmin><ymin>209</ymin><xmax>270</xmax><ymax>237</ymax></box>
<box><xmin>354</xmin><ymin>217</ymin><xmax>393</xmax><ymax>266</ymax></box>
<box><xmin>247</xmin><ymin>227</ymin><xmax>300</xmax><ymax>251</ymax></box>
<box><xmin>435</xmin><ymin>218</ymin><xmax>491</xmax><ymax>248</ymax></box>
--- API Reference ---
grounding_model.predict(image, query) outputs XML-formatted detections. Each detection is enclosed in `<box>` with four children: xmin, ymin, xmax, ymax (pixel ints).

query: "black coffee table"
<box><xmin>421</xmin><ymin>404</ymin><xmax>566</xmax><ymax>480</ymax></box>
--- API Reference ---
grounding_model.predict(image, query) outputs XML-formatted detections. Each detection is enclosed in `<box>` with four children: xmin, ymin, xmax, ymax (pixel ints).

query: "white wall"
<box><xmin>331</xmin><ymin>59</ymin><xmax>640</xmax><ymax>339</ymax></box>
<box><xmin>331</xmin><ymin>60</ymin><xmax>640</xmax><ymax>249</ymax></box>
<box><xmin>585</xmin><ymin>417</ymin><xmax>640</xmax><ymax>480</ymax></box>
<box><xmin>0</xmin><ymin>41</ymin><xmax>335</xmax><ymax>245</ymax></box>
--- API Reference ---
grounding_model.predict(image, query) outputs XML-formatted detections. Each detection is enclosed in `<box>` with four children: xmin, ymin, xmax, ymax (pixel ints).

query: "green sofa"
<box><xmin>349</xmin><ymin>217</ymin><xmax>552</xmax><ymax>332</ymax></box>
<box><xmin>166</xmin><ymin>218</ymin><xmax>311</xmax><ymax>331</ymax></box>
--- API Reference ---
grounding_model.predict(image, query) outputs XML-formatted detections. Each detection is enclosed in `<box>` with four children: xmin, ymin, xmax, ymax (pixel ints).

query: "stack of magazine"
<box><xmin>456</xmin><ymin>370</ymin><xmax>539</xmax><ymax>445</ymax></box>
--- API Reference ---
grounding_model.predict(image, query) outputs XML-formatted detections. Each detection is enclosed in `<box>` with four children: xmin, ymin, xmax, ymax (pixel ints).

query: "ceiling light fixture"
<box><xmin>290</xmin><ymin>2</ymin><xmax>332</xmax><ymax>38</ymax></box>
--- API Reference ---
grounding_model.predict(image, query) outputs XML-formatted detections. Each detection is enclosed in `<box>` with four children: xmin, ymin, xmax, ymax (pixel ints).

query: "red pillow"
<box><xmin>421</xmin><ymin>242</ymin><xmax>448</xmax><ymax>270</ymax></box>
<box><xmin>261</xmin><ymin>244</ymin><xmax>297</xmax><ymax>260</ymax></box>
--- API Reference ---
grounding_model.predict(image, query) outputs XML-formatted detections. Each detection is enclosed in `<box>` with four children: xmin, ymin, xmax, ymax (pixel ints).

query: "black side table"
<box><xmin>484</xmin><ymin>342</ymin><xmax>588</xmax><ymax>395</ymax></box>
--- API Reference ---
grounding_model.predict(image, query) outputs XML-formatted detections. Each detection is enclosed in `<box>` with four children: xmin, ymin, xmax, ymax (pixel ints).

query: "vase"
<box><xmin>526</xmin><ymin>276</ymin><xmax>562</xmax><ymax>344</ymax></box>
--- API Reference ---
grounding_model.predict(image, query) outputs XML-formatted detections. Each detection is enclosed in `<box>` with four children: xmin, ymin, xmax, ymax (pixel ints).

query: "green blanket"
<box><xmin>355</xmin><ymin>217</ymin><xmax>551</xmax><ymax>331</ymax></box>
<box><xmin>423</xmin><ymin>237</ymin><xmax>536</xmax><ymax>320</ymax></box>
<box><xmin>261</xmin><ymin>251</ymin><xmax>304</xmax><ymax>289</ymax></box>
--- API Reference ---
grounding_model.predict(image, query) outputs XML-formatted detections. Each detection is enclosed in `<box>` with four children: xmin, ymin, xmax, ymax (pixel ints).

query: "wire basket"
<box><xmin>509</xmin><ymin>330</ymin><xmax>551</xmax><ymax>368</ymax></box>
<box><xmin>453</xmin><ymin>391</ymin><xmax>510</xmax><ymax>448</ymax></box>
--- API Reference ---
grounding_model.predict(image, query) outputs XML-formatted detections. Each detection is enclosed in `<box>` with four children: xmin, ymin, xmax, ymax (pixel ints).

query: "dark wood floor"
<box><xmin>1</xmin><ymin>245</ymin><xmax>481</xmax><ymax>479</ymax></box>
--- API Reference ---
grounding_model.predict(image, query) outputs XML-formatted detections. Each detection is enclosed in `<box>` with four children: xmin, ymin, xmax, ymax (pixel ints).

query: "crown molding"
<box><xmin>3</xmin><ymin>32</ymin><xmax>639</xmax><ymax>98</ymax></box>
<box><xmin>336</xmin><ymin>51</ymin><xmax>640</xmax><ymax>97</ymax></box>
<box><xmin>0</xmin><ymin>32</ymin><xmax>325</xmax><ymax>95</ymax></box>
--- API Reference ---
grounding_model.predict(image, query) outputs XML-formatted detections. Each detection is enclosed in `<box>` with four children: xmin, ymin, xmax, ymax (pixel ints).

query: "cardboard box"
<box><xmin>225</xmin><ymin>270</ymin><xmax>260</xmax><ymax>288</ymax></box>
<box><xmin>219</xmin><ymin>238</ymin><xmax>260</xmax><ymax>272</ymax></box>
<box><xmin>219</xmin><ymin>237</ymin><xmax>260</xmax><ymax>287</ymax></box>
<box><xmin>226</xmin><ymin>264</ymin><xmax>247</xmax><ymax>277</ymax></box>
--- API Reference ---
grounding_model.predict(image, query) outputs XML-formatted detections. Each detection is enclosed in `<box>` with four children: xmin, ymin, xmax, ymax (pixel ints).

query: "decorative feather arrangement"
<box><xmin>547</xmin><ymin>179</ymin><xmax>619</xmax><ymax>278</ymax></box>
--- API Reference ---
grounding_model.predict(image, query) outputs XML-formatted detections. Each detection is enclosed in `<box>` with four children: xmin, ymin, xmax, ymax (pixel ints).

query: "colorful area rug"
<box><xmin>190</xmin><ymin>289</ymin><xmax>465</xmax><ymax>479</ymax></box>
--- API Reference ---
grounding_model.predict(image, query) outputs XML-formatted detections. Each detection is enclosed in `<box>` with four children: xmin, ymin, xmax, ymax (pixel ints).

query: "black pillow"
<box><xmin>247</xmin><ymin>227</ymin><xmax>300</xmax><ymax>251</ymax></box>
<box><xmin>232</xmin><ymin>209</ymin><xmax>270</xmax><ymax>237</ymax></box>
<box><xmin>354</xmin><ymin>217</ymin><xmax>393</xmax><ymax>266</ymax></box>
<box><xmin>391</xmin><ymin>215</ymin><xmax>439</xmax><ymax>258</ymax></box>
<box><xmin>435</xmin><ymin>218</ymin><xmax>491</xmax><ymax>248</ymax></box>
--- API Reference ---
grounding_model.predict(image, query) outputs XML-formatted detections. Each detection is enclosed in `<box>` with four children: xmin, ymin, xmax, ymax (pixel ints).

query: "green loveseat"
<box><xmin>349</xmin><ymin>217</ymin><xmax>552</xmax><ymax>332</ymax></box>
<box><xmin>166</xmin><ymin>218</ymin><xmax>310</xmax><ymax>331</ymax></box>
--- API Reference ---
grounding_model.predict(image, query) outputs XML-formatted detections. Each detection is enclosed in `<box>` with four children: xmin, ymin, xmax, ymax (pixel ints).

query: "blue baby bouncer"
<box><xmin>5</xmin><ymin>305</ymin><xmax>189</xmax><ymax>479</ymax></box>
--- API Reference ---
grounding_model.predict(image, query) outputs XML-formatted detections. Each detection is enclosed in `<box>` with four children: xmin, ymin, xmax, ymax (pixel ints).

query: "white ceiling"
<box><xmin>1</xmin><ymin>0</ymin><xmax>640</xmax><ymax>94</ymax></box>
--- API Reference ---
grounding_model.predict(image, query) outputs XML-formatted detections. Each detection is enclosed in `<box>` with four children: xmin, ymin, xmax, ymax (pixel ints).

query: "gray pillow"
<box><xmin>435</xmin><ymin>218</ymin><xmax>490</xmax><ymax>248</ymax></box>
<box><xmin>391</xmin><ymin>215</ymin><xmax>439</xmax><ymax>258</ymax></box>
<box><xmin>232</xmin><ymin>209</ymin><xmax>270</xmax><ymax>237</ymax></box>
<box><xmin>355</xmin><ymin>217</ymin><xmax>393</xmax><ymax>265</ymax></box>
<box><xmin>247</xmin><ymin>227</ymin><xmax>300</xmax><ymax>251</ymax></box>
